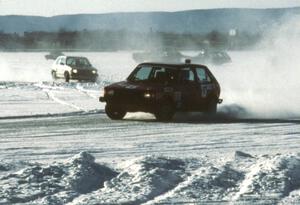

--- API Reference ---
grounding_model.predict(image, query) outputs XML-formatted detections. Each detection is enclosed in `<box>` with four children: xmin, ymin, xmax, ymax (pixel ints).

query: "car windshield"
<box><xmin>66</xmin><ymin>57</ymin><xmax>91</xmax><ymax>67</ymax></box>
<box><xmin>130</xmin><ymin>66</ymin><xmax>152</xmax><ymax>82</ymax></box>
<box><xmin>129</xmin><ymin>66</ymin><xmax>179</xmax><ymax>84</ymax></box>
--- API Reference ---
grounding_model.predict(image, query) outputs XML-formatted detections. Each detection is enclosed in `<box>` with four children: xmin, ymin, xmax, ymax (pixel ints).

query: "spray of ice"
<box><xmin>217</xmin><ymin>15</ymin><xmax>300</xmax><ymax>118</ymax></box>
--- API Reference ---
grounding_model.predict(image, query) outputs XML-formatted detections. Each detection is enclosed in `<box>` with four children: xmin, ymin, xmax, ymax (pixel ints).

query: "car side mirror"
<box><xmin>60</xmin><ymin>62</ymin><xmax>65</xmax><ymax>65</ymax></box>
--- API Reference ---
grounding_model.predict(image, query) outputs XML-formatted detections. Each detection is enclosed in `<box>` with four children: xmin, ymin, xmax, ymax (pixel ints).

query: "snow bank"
<box><xmin>233</xmin><ymin>154</ymin><xmax>300</xmax><ymax>204</ymax></box>
<box><xmin>147</xmin><ymin>152</ymin><xmax>300</xmax><ymax>204</ymax></box>
<box><xmin>1</xmin><ymin>152</ymin><xmax>300</xmax><ymax>204</ymax></box>
<box><xmin>70</xmin><ymin>156</ymin><xmax>185</xmax><ymax>205</ymax></box>
<box><xmin>0</xmin><ymin>162</ymin><xmax>13</xmax><ymax>172</ymax></box>
<box><xmin>0</xmin><ymin>152</ymin><xmax>117</xmax><ymax>204</ymax></box>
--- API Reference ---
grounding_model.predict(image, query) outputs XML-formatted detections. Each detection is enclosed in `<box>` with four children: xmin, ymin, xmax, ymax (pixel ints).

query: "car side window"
<box><xmin>61</xmin><ymin>57</ymin><xmax>66</xmax><ymax>65</ymax></box>
<box><xmin>66</xmin><ymin>57</ymin><xmax>75</xmax><ymax>66</ymax></box>
<box><xmin>149</xmin><ymin>67</ymin><xmax>179</xmax><ymax>84</ymax></box>
<box><xmin>153</xmin><ymin>67</ymin><xmax>166</xmax><ymax>82</ymax></box>
<box><xmin>195</xmin><ymin>67</ymin><xmax>211</xmax><ymax>83</ymax></box>
<box><xmin>56</xmin><ymin>57</ymin><xmax>61</xmax><ymax>65</ymax></box>
<box><xmin>132</xmin><ymin>66</ymin><xmax>152</xmax><ymax>81</ymax></box>
<box><xmin>180</xmin><ymin>68</ymin><xmax>195</xmax><ymax>83</ymax></box>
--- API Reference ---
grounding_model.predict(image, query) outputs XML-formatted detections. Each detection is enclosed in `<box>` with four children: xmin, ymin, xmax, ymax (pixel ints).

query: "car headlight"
<box><xmin>92</xmin><ymin>70</ymin><xmax>97</xmax><ymax>74</ymax></box>
<box><xmin>144</xmin><ymin>92</ymin><xmax>154</xmax><ymax>98</ymax></box>
<box><xmin>72</xmin><ymin>69</ymin><xmax>78</xmax><ymax>73</ymax></box>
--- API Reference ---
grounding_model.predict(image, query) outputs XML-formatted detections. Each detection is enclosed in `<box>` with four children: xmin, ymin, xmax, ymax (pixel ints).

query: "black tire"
<box><xmin>154</xmin><ymin>101</ymin><xmax>175</xmax><ymax>122</ymax></box>
<box><xmin>51</xmin><ymin>71</ymin><xmax>57</xmax><ymax>80</ymax></box>
<box><xmin>205</xmin><ymin>99</ymin><xmax>217</xmax><ymax>115</ymax></box>
<box><xmin>64</xmin><ymin>72</ymin><xmax>70</xmax><ymax>83</ymax></box>
<box><xmin>105</xmin><ymin>104</ymin><xmax>126</xmax><ymax>120</ymax></box>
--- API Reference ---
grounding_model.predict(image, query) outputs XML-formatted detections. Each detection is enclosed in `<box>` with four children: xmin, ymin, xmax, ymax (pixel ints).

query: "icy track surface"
<box><xmin>0</xmin><ymin>51</ymin><xmax>300</xmax><ymax>204</ymax></box>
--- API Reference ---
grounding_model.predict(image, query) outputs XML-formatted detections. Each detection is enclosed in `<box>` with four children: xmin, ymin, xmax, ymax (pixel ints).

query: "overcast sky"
<box><xmin>1</xmin><ymin>0</ymin><xmax>300</xmax><ymax>16</ymax></box>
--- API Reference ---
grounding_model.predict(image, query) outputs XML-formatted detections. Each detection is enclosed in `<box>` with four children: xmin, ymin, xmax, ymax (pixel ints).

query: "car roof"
<box><xmin>65</xmin><ymin>56</ymin><xmax>88</xmax><ymax>58</ymax></box>
<box><xmin>58</xmin><ymin>56</ymin><xmax>88</xmax><ymax>58</ymax></box>
<box><xmin>138</xmin><ymin>62</ymin><xmax>208</xmax><ymax>69</ymax></box>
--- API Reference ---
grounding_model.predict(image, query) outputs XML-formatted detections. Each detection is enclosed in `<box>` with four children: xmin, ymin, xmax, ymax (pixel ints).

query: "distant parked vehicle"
<box><xmin>190</xmin><ymin>49</ymin><xmax>231</xmax><ymax>65</ymax></box>
<box><xmin>132</xmin><ymin>50</ymin><xmax>184</xmax><ymax>63</ymax></box>
<box><xmin>45</xmin><ymin>51</ymin><xmax>64</xmax><ymax>60</ymax></box>
<box><xmin>133</xmin><ymin>49</ymin><xmax>231</xmax><ymax>65</ymax></box>
<box><xmin>100</xmin><ymin>60</ymin><xmax>222</xmax><ymax>121</ymax></box>
<box><xmin>51</xmin><ymin>56</ymin><xmax>98</xmax><ymax>82</ymax></box>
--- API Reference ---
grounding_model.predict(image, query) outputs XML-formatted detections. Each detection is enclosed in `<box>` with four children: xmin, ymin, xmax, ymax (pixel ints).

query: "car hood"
<box><xmin>69</xmin><ymin>65</ymin><xmax>96</xmax><ymax>70</ymax></box>
<box><xmin>106</xmin><ymin>81</ymin><xmax>161</xmax><ymax>92</ymax></box>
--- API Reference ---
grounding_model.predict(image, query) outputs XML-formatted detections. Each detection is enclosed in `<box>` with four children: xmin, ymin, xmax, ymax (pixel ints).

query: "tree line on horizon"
<box><xmin>0</xmin><ymin>29</ymin><xmax>261</xmax><ymax>51</ymax></box>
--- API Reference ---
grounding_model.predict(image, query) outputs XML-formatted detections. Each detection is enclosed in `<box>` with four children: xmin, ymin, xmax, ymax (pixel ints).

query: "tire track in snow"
<box><xmin>75</xmin><ymin>84</ymin><xmax>101</xmax><ymax>100</ymax></box>
<box><xmin>45</xmin><ymin>89</ymin><xmax>85</xmax><ymax>111</ymax></box>
<box><xmin>34</xmin><ymin>82</ymin><xmax>103</xmax><ymax>112</ymax></box>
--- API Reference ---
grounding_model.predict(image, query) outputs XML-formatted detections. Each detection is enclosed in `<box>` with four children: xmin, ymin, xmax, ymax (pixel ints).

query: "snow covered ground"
<box><xmin>0</xmin><ymin>51</ymin><xmax>300</xmax><ymax>204</ymax></box>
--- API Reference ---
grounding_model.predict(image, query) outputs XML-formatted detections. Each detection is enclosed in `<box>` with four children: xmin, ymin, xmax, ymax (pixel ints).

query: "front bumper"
<box><xmin>71</xmin><ymin>71</ymin><xmax>98</xmax><ymax>80</ymax></box>
<box><xmin>71</xmin><ymin>75</ymin><xmax>98</xmax><ymax>80</ymax></box>
<box><xmin>99</xmin><ymin>95</ymin><xmax>156</xmax><ymax>112</ymax></box>
<box><xmin>99</xmin><ymin>96</ymin><xmax>106</xmax><ymax>102</ymax></box>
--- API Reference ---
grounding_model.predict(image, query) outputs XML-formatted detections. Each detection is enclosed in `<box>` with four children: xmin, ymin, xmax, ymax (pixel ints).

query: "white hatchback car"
<box><xmin>51</xmin><ymin>56</ymin><xmax>98</xmax><ymax>82</ymax></box>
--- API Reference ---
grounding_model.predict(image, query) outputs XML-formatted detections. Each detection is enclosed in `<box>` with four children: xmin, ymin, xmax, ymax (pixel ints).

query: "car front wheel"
<box><xmin>105</xmin><ymin>104</ymin><xmax>126</xmax><ymax>120</ymax></box>
<box><xmin>91</xmin><ymin>77</ymin><xmax>98</xmax><ymax>83</ymax></box>
<box><xmin>154</xmin><ymin>101</ymin><xmax>175</xmax><ymax>121</ymax></box>
<box><xmin>64</xmin><ymin>72</ymin><xmax>70</xmax><ymax>82</ymax></box>
<box><xmin>205</xmin><ymin>99</ymin><xmax>217</xmax><ymax>115</ymax></box>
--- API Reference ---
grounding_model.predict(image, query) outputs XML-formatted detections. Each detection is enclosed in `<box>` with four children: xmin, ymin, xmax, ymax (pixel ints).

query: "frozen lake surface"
<box><xmin>0</xmin><ymin>51</ymin><xmax>300</xmax><ymax>204</ymax></box>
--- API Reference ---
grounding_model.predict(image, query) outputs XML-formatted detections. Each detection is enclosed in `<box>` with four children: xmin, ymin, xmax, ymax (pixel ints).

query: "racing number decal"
<box><xmin>174</xmin><ymin>91</ymin><xmax>182</xmax><ymax>108</ymax></box>
<box><xmin>174</xmin><ymin>91</ymin><xmax>181</xmax><ymax>101</ymax></box>
<box><xmin>164</xmin><ymin>87</ymin><xmax>174</xmax><ymax>92</ymax></box>
<box><xmin>201</xmin><ymin>84</ymin><xmax>214</xmax><ymax>98</ymax></box>
<box><xmin>201</xmin><ymin>85</ymin><xmax>208</xmax><ymax>97</ymax></box>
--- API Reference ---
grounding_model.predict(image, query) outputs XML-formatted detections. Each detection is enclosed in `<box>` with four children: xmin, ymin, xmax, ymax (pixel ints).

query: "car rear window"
<box><xmin>196</xmin><ymin>67</ymin><xmax>211</xmax><ymax>83</ymax></box>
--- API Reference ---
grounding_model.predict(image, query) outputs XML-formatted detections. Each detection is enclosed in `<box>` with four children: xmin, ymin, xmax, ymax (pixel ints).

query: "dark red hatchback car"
<box><xmin>100</xmin><ymin>61</ymin><xmax>222</xmax><ymax>121</ymax></box>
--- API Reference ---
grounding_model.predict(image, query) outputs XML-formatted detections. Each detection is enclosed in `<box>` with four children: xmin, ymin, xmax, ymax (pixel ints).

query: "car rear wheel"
<box><xmin>105</xmin><ymin>104</ymin><xmax>126</xmax><ymax>120</ymax></box>
<box><xmin>205</xmin><ymin>99</ymin><xmax>217</xmax><ymax>115</ymax></box>
<box><xmin>64</xmin><ymin>72</ymin><xmax>70</xmax><ymax>82</ymax></box>
<box><xmin>154</xmin><ymin>101</ymin><xmax>175</xmax><ymax>122</ymax></box>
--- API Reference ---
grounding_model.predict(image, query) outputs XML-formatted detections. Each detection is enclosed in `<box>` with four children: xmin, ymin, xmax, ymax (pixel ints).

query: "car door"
<box><xmin>57</xmin><ymin>56</ymin><xmax>67</xmax><ymax>77</ymax></box>
<box><xmin>54</xmin><ymin>57</ymin><xmax>62</xmax><ymax>77</ymax></box>
<box><xmin>52</xmin><ymin>57</ymin><xmax>61</xmax><ymax>76</ymax></box>
<box><xmin>195</xmin><ymin>67</ymin><xmax>215</xmax><ymax>106</ymax></box>
<box><xmin>60</xmin><ymin>57</ymin><xmax>67</xmax><ymax>76</ymax></box>
<box><xmin>178</xmin><ymin>68</ymin><xmax>200</xmax><ymax>111</ymax></box>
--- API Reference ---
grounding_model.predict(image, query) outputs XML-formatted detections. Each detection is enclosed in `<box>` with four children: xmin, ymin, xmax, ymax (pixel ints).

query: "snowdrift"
<box><xmin>0</xmin><ymin>152</ymin><xmax>117</xmax><ymax>204</ymax></box>
<box><xmin>1</xmin><ymin>152</ymin><xmax>300</xmax><ymax>204</ymax></box>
